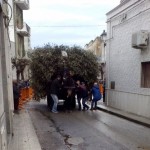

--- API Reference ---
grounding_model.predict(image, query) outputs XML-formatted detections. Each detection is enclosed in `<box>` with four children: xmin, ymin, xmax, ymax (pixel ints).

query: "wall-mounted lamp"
<box><xmin>61</xmin><ymin>51</ymin><xmax>68</xmax><ymax>57</ymax></box>
<box><xmin>101</xmin><ymin>30</ymin><xmax>107</xmax><ymax>47</ymax></box>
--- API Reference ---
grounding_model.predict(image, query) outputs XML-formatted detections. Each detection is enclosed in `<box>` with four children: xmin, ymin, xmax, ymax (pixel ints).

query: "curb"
<box><xmin>97</xmin><ymin>106</ymin><xmax>150</xmax><ymax>128</ymax></box>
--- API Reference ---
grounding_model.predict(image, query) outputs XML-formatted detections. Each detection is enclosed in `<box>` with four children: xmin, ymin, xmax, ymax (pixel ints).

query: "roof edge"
<box><xmin>106</xmin><ymin>0</ymin><xmax>130</xmax><ymax>16</ymax></box>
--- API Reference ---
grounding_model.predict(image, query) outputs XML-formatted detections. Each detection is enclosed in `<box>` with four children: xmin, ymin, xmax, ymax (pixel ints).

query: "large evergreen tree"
<box><xmin>29</xmin><ymin>44</ymin><xmax>99</xmax><ymax>100</ymax></box>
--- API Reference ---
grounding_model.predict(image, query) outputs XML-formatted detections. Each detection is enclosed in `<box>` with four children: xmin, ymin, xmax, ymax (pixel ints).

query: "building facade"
<box><xmin>11</xmin><ymin>0</ymin><xmax>31</xmax><ymax>80</ymax></box>
<box><xmin>85</xmin><ymin>37</ymin><xmax>103</xmax><ymax>57</ymax></box>
<box><xmin>106</xmin><ymin>0</ymin><xmax>150</xmax><ymax>118</ymax></box>
<box><xmin>0</xmin><ymin>1</ymin><xmax>14</xmax><ymax>149</ymax></box>
<box><xmin>0</xmin><ymin>0</ymin><xmax>31</xmax><ymax>149</ymax></box>
<box><xmin>85</xmin><ymin>36</ymin><xmax>106</xmax><ymax>80</ymax></box>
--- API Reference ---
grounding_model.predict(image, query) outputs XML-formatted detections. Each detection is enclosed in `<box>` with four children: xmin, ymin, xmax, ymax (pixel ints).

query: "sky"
<box><xmin>24</xmin><ymin>0</ymin><xmax>120</xmax><ymax>48</ymax></box>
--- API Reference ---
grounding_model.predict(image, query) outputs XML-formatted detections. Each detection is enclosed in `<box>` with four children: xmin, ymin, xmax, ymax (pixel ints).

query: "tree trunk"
<box><xmin>21</xmin><ymin>71</ymin><xmax>24</xmax><ymax>80</ymax></box>
<box><xmin>17</xmin><ymin>71</ymin><xmax>20</xmax><ymax>82</ymax></box>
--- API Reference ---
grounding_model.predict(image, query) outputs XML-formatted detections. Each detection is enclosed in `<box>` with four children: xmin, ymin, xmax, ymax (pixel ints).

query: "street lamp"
<box><xmin>61</xmin><ymin>51</ymin><xmax>68</xmax><ymax>79</ymax></box>
<box><xmin>101</xmin><ymin>30</ymin><xmax>107</xmax><ymax>47</ymax></box>
<box><xmin>100</xmin><ymin>30</ymin><xmax>107</xmax><ymax>103</ymax></box>
<box><xmin>61</xmin><ymin>51</ymin><xmax>68</xmax><ymax>57</ymax></box>
<box><xmin>100</xmin><ymin>30</ymin><xmax>107</xmax><ymax>63</ymax></box>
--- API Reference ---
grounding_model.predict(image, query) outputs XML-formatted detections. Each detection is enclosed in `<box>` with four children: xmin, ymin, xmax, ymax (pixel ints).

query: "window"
<box><xmin>141</xmin><ymin>62</ymin><xmax>150</xmax><ymax>88</ymax></box>
<box><xmin>110</xmin><ymin>81</ymin><xmax>115</xmax><ymax>89</ymax></box>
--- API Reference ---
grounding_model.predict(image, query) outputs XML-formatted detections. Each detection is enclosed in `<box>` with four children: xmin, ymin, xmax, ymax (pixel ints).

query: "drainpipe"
<box><xmin>106</xmin><ymin>20</ymin><xmax>112</xmax><ymax>106</ymax></box>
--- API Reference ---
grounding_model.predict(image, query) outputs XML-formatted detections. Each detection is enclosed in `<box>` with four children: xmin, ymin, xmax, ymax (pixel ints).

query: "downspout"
<box><xmin>106</xmin><ymin>20</ymin><xmax>112</xmax><ymax>106</ymax></box>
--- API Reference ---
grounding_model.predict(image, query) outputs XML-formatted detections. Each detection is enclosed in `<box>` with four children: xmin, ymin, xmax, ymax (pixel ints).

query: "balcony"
<box><xmin>16</xmin><ymin>22</ymin><xmax>30</xmax><ymax>37</ymax></box>
<box><xmin>15</xmin><ymin>0</ymin><xmax>29</xmax><ymax>10</ymax></box>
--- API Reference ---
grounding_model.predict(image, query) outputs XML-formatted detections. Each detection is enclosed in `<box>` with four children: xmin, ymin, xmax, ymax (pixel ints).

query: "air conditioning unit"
<box><xmin>132</xmin><ymin>30</ymin><xmax>149</xmax><ymax>49</ymax></box>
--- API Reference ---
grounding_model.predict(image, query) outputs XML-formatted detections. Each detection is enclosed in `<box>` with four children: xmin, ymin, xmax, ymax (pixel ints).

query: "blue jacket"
<box><xmin>92</xmin><ymin>85</ymin><xmax>101</xmax><ymax>101</ymax></box>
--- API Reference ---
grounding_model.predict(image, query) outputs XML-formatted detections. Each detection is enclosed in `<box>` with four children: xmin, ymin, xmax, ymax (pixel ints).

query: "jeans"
<box><xmin>77</xmin><ymin>97</ymin><xmax>81</xmax><ymax>110</ymax></box>
<box><xmin>91</xmin><ymin>100</ymin><xmax>97</xmax><ymax>109</ymax></box>
<box><xmin>82</xmin><ymin>97</ymin><xmax>89</xmax><ymax>110</ymax></box>
<box><xmin>51</xmin><ymin>94</ymin><xmax>59</xmax><ymax>112</ymax></box>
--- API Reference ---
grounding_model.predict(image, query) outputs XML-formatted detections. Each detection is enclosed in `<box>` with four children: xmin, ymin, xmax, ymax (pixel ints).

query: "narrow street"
<box><xmin>25</xmin><ymin>100</ymin><xmax>150</xmax><ymax>150</ymax></box>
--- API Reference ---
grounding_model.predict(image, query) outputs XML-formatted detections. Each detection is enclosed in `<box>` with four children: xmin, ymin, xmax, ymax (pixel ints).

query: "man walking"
<box><xmin>50</xmin><ymin>75</ymin><xmax>61</xmax><ymax>113</ymax></box>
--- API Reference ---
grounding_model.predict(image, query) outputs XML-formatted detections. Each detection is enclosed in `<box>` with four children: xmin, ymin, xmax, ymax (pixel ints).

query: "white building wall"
<box><xmin>8</xmin><ymin>0</ymin><xmax>16</xmax><ymax>80</ymax></box>
<box><xmin>106</xmin><ymin>0</ymin><xmax>150</xmax><ymax>118</ymax></box>
<box><xmin>0</xmin><ymin>27</ymin><xmax>4</xmax><ymax>119</ymax></box>
<box><xmin>24</xmin><ymin>36</ymin><xmax>31</xmax><ymax>56</ymax></box>
<box><xmin>8</xmin><ymin>0</ymin><xmax>15</xmax><ymax>58</ymax></box>
<box><xmin>8</xmin><ymin>0</ymin><xmax>15</xmax><ymax>43</ymax></box>
<box><xmin>0</xmin><ymin>3</ymin><xmax>11</xmax><ymax>149</ymax></box>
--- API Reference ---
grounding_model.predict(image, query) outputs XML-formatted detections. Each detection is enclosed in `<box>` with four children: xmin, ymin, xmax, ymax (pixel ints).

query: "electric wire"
<box><xmin>8</xmin><ymin>24</ymin><xmax>106</xmax><ymax>28</ymax></box>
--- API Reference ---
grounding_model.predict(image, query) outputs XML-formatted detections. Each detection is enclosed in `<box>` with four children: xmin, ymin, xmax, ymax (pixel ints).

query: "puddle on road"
<box><xmin>67</xmin><ymin>137</ymin><xmax>84</xmax><ymax>145</ymax></box>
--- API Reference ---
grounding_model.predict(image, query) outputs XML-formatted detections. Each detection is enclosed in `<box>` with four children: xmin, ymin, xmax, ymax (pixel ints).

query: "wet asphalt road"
<box><xmin>26</xmin><ymin>100</ymin><xmax>150</xmax><ymax>150</ymax></box>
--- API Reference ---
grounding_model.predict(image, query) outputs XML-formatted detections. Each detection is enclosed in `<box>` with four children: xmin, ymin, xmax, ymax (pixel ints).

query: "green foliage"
<box><xmin>11</xmin><ymin>57</ymin><xmax>30</xmax><ymax>81</ymax></box>
<box><xmin>29</xmin><ymin>44</ymin><xmax>99</xmax><ymax>100</ymax></box>
<box><xmin>66</xmin><ymin>46</ymin><xmax>99</xmax><ymax>85</ymax></box>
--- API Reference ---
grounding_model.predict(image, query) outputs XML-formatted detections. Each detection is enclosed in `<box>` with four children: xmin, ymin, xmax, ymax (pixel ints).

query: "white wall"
<box><xmin>0</xmin><ymin>8</ymin><xmax>8</xmax><ymax>150</ymax></box>
<box><xmin>106</xmin><ymin>0</ymin><xmax>150</xmax><ymax>118</ymax></box>
<box><xmin>8</xmin><ymin>0</ymin><xmax>15</xmax><ymax>43</ymax></box>
<box><xmin>0</xmin><ymin>25</ymin><xmax>4</xmax><ymax>118</ymax></box>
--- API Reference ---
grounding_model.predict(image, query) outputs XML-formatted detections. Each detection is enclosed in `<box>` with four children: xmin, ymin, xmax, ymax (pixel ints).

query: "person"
<box><xmin>64</xmin><ymin>89</ymin><xmax>73</xmax><ymax>113</ymax></box>
<box><xmin>63</xmin><ymin>71</ymin><xmax>76</xmax><ymax>110</ymax></box>
<box><xmin>103</xmin><ymin>80</ymin><xmax>105</xmax><ymax>102</ymax></box>
<box><xmin>24</xmin><ymin>79</ymin><xmax>30</xmax><ymax>88</ymax></box>
<box><xmin>90</xmin><ymin>82</ymin><xmax>101</xmax><ymax>110</ymax></box>
<box><xmin>13</xmin><ymin>80</ymin><xmax>21</xmax><ymax>114</ymax></box>
<box><xmin>81</xmin><ymin>82</ymin><xmax>89</xmax><ymax>111</ymax></box>
<box><xmin>50</xmin><ymin>75</ymin><xmax>62</xmax><ymax>113</ymax></box>
<box><xmin>76</xmin><ymin>80</ymin><xmax>82</xmax><ymax>111</ymax></box>
<box><xmin>46</xmin><ymin>80</ymin><xmax>53</xmax><ymax>109</ymax></box>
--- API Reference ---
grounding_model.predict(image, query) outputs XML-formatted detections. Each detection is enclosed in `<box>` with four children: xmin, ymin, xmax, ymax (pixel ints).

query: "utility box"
<box><xmin>132</xmin><ymin>30</ymin><xmax>149</xmax><ymax>49</ymax></box>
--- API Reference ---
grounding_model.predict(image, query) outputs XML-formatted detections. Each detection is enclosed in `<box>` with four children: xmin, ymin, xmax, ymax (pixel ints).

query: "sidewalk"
<box><xmin>8</xmin><ymin>109</ymin><xmax>41</xmax><ymax>150</ymax></box>
<box><xmin>97</xmin><ymin>102</ymin><xmax>150</xmax><ymax>128</ymax></box>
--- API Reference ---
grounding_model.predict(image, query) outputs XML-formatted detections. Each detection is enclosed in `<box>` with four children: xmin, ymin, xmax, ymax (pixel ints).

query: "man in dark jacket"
<box><xmin>13</xmin><ymin>80</ymin><xmax>21</xmax><ymax>113</ymax></box>
<box><xmin>50</xmin><ymin>75</ymin><xmax>61</xmax><ymax>113</ymax></box>
<box><xmin>63</xmin><ymin>72</ymin><xmax>76</xmax><ymax>109</ymax></box>
<box><xmin>81</xmin><ymin>82</ymin><xmax>89</xmax><ymax>111</ymax></box>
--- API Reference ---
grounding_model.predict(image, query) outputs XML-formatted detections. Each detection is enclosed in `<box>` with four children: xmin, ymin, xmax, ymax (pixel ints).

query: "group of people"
<box><xmin>13</xmin><ymin>75</ymin><xmax>102</xmax><ymax>114</ymax></box>
<box><xmin>76</xmin><ymin>80</ymin><xmax>102</xmax><ymax>111</ymax></box>
<box><xmin>49</xmin><ymin>74</ymin><xmax>102</xmax><ymax>113</ymax></box>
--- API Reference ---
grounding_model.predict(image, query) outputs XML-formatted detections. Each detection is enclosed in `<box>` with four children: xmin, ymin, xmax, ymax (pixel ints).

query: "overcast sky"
<box><xmin>24</xmin><ymin>0</ymin><xmax>120</xmax><ymax>48</ymax></box>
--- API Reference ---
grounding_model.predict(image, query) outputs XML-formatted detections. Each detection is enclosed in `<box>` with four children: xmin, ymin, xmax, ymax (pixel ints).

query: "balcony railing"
<box><xmin>15</xmin><ymin>0</ymin><xmax>29</xmax><ymax>10</ymax></box>
<box><xmin>16</xmin><ymin>22</ymin><xmax>30</xmax><ymax>37</ymax></box>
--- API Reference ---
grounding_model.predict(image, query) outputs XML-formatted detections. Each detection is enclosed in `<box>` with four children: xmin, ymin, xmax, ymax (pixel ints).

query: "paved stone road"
<box><xmin>26</xmin><ymin>100</ymin><xmax>150</xmax><ymax>150</ymax></box>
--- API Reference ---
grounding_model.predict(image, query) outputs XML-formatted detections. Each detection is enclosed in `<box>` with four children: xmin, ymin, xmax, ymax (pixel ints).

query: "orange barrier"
<box><xmin>19</xmin><ymin>87</ymin><xmax>34</xmax><ymax>109</ymax></box>
<box><xmin>99</xmin><ymin>84</ymin><xmax>104</xmax><ymax>95</ymax></box>
<box><xmin>29</xmin><ymin>88</ymin><xmax>34</xmax><ymax>100</ymax></box>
